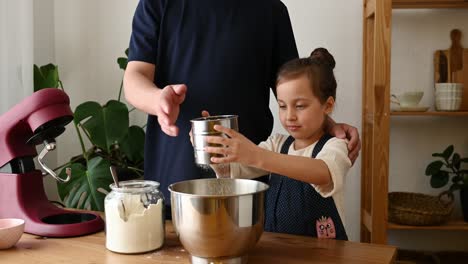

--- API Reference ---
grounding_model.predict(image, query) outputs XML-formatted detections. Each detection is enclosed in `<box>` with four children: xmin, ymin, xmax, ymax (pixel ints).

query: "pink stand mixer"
<box><xmin>0</xmin><ymin>88</ymin><xmax>104</xmax><ymax>237</ymax></box>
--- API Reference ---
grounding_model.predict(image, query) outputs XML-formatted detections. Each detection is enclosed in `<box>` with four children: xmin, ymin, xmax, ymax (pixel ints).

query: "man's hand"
<box><xmin>329</xmin><ymin>123</ymin><xmax>361</xmax><ymax>164</ymax></box>
<box><xmin>156</xmin><ymin>84</ymin><xmax>187</xmax><ymax>137</ymax></box>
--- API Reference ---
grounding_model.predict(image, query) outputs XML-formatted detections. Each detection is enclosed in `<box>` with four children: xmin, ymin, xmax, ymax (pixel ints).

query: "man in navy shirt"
<box><xmin>124</xmin><ymin>0</ymin><xmax>361</xmax><ymax>219</ymax></box>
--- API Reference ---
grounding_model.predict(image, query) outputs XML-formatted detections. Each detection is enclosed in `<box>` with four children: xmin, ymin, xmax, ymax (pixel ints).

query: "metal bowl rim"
<box><xmin>168</xmin><ymin>178</ymin><xmax>269</xmax><ymax>198</ymax></box>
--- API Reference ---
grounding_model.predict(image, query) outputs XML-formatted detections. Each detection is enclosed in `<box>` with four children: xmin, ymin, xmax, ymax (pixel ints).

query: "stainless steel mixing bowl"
<box><xmin>191</xmin><ymin>115</ymin><xmax>238</xmax><ymax>165</ymax></box>
<box><xmin>168</xmin><ymin>178</ymin><xmax>269</xmax><ymax>264</ymax></box>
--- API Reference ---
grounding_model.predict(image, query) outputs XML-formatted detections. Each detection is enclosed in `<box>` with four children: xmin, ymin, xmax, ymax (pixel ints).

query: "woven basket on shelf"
<box><xmin>388</xmin><ymin>192</ymin><xmax>454</xmax><ymax>226</ymax></box>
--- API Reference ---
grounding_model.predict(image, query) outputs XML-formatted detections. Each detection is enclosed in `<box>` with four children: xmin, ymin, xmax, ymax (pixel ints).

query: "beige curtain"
<box><xmin>0</xmin><ymin>0</ymin><xmax>33</xmax><ymax>115</ymax></box>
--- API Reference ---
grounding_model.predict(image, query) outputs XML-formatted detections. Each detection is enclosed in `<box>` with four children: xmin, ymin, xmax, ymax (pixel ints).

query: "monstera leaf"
<box><xmin>74</xmin><ymin>100</ymin><xmax>129</xmax><ymax>152</ymax></box>
<box><xmin>57</xmin><ymin>157</ymin><xmax>114</xmax><ymax>211</ymax></box>
<box><xmin>120</xmin><ymin>125</ymin><xmax>145</xmax><ymax>164</ymax></box>
<box><xmin>34</xmin><ymin>64</ymin><xmax>60</xmax><ymax>91</ymax></box>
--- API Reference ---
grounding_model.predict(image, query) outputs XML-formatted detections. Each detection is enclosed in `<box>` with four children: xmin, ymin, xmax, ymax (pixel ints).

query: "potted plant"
<box><xmin>34</xmin><ymin>49</ymin><xmax>145</xmax><ymax>211</ymax></box>
<box><xmin>425</xmin><ymin>145</ymin><xmax>468</xmax><ymax>221</ymax></box>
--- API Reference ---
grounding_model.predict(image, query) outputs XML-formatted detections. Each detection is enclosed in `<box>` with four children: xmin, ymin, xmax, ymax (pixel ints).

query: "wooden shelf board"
<box><xmin>388</xmin><ymin>220</ymin><xmax>468</xmax><ymax>230</ymax></box>
<box><xmin>393</xmin><ymin>0</ymin><xmax>468</xmax><ymax>9</ymax></box>
<box><xmin>390</xmin><ymin>111</ymin><xmax>468</xmax><ymax>116</ymax></box>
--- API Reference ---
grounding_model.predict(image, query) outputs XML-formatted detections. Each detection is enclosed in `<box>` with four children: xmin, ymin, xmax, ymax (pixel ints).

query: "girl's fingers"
<box><xmin>210</xmin><ymin>156</ymin><xmax>233</xmax><ymax>163</ymax></box>
<box><xmin>213</xmin><ymin>125</ymin><xmax>236</xmax><ymax>137</ymax></box>
<box><xmin>203</xmin><ymin>146</ymin><xmax>228</xmax><ymax>155</ymax></box>
<box><xmin>204</xmin><ymin>135</ymin><xmax>229</xmax><ymax>145</ymax></box>
<box><xmin>203</xmin><ymin>146</ymin><xmax>234</xmax><ymax>163</ymax></box>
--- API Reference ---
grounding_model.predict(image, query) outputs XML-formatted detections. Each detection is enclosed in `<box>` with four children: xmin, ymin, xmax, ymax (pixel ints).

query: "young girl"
<box><xmin>203</xmin><ymin>48</ymin><xmax>352</xmax><ymax>240</ymax></box>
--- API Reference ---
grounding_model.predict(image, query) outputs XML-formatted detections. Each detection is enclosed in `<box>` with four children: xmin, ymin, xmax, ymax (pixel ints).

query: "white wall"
<box><xmin>34</xmin><ymin>0</ymin><xmax>55</xmax><ymax>65</ymax></box>
<box><xmin>33</xmin><ymin>0</ymin><xmax>59</xmax><ymax>202</ymax></box>
<box><xmin>34</xmin><ymin>0</ymin><xmax>468</xmax><ymax>248</ymax></box>
<box><xmin>0</xmin><ymin>0</ymin><xmax>33</xmax><ymax>114</ymax></box>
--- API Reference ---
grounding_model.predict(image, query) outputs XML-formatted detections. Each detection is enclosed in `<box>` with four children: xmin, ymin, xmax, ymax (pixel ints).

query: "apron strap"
<box><xmin>280</xmin><ymin>134</ymin><xmax>333</xmax><ymax>157</ymax></box>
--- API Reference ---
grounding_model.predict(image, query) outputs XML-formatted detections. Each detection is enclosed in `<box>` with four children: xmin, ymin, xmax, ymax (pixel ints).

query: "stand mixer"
<box><xmin>0</xmin><ymin>88</ymin><xmax>104</xmax><ymax>237</ymax></box>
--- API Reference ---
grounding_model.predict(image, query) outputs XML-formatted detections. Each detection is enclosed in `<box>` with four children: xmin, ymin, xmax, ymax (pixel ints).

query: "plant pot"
<box><xmin>460</xmin><ymin>187</ymin><xmax>468</xmax><ymax>222</ymax></box>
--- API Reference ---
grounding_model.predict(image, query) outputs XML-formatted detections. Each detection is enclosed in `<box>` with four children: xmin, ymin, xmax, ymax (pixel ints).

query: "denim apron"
<box><xmin>264</xmin><ymin>134</ymin><xmax>348</xmax><ymax>240</ymax></box>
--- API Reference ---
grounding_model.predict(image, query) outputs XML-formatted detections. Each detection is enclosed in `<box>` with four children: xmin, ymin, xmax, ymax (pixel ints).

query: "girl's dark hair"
<box><xmin>276</xmin><ymin>48</ymin><xmax>337</xmax><ymax>104</ymax></box>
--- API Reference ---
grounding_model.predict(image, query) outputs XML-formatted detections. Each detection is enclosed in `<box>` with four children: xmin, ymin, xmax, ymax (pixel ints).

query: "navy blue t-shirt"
<box><xmin>128</xmin><ymin>0</ymin><xmax>298</xmax><ymax>218</ymax></box>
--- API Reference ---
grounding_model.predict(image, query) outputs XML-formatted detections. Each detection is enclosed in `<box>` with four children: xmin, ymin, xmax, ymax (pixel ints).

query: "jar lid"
<box><xmin>109</xmin><ymin>180</ymin><xmax>160</xmax><ymax>193</ymax></box>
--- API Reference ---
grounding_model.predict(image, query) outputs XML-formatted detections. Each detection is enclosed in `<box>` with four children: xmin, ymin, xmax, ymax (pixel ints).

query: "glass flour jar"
<box><xmin>104</xmin><ymin>180</ymin><xmax>164</xmax><ymax>254</ymax></box>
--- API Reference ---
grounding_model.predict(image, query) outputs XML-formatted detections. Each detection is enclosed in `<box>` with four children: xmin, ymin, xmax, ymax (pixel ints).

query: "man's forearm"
<box><xmin>123</xmin><ymin>62</ymin><xmax>161</xmax><ymax>116</ymax></box>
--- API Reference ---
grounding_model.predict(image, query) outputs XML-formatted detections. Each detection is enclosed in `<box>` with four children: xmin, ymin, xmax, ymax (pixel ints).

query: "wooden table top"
<box><xmin>1</xmin><ymin>221</ymin><xmax>396</xmax><ymax>264</ymax></box>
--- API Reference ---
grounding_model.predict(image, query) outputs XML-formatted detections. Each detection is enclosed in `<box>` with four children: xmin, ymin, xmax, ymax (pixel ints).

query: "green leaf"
<box><xmin>442</xmin><ymin>145</ymin><xmax>454</xmax><ymax>160</ymax></box>
<box><xmin>425</xmin><ymin>160</ymin><xmax>444</xmax><ymax>176</ymax></box>
<box><xmin>57</xmin><ymin>157</ymin><xmax>113</xmax><ymax>211</ymax></box>
<box><xmin>119</xmin><ymin>125</ymin><xmax>145</xmax><ymax>163</ymax></box>
<box><xmin>74</xmin><ymin>100</ymin><xmax>129</xmax><ymax>152</ymax></box>
<box><xmin>33</xmin><ymin>63</ymin><xmax>59</xmax><ymax>91</ymax></box>
<box><xmin>453</xmin><ymin>153</ymin><xmax>461</xmax><ymax>170</ymax></box>
<box><xmin>430</xmin><ymin>170</ymin><xmax>449</xmax><ymax>188</ymax></box>
<box><xmin>117</xmin><ymin>48</ymin><xmax>129</xmax><ymax>70</ymax></box>
<box><xmin>117</xmin><ymin>57</ymin><xmax>128</xmax><ymax>70</ymax></box>
<box><xmin>74</xmin><ymin>101</ymin><xmax>102</xmax><ymax>124</ymax></box>
<box><xmin>33</xmin><ymin>65</ymin><xmax>43</xmax><ymax>91</ymax></box>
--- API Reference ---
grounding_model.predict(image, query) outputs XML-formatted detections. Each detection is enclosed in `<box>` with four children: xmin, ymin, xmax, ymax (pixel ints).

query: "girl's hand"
<box><xmin>204</xmin><ymin>125</ymin><xmax>260</xmax><ymax>165</ymax></box>
<box><xmin>189</xmin><ymin>110</ymin><xmax>210</xmax><ymax>145</ymax></box>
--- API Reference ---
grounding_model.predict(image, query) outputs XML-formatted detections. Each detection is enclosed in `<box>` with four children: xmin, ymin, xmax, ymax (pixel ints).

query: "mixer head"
<box><xmin>26</xmin><ymin>115</ymin><xmax>73</xmax><ymax>146</ymax></box>
<box><xmin>0</xmin><ymin>88</ymin><xmax>73</xmax><ymax>164</ymax></box>
<box><xmin>0</xmin><ymin>88</ymin><xmax>74</xmax><ymax>182</ymax></box>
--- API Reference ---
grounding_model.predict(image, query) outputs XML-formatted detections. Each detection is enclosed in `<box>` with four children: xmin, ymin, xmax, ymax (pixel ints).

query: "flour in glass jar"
<box><xmin>105</xmin><ymin>191</ymin><xmax>164</xmax><ymax>254</ymax></box>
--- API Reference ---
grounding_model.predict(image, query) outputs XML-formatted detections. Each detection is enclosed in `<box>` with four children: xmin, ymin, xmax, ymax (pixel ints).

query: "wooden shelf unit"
<box><xmin>361</xmin><ymin>0</ymin><xmax>468</xmax><ymax>244</ymax></box>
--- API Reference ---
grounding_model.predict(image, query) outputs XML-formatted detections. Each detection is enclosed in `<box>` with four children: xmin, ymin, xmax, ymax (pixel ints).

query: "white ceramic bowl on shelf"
<box><xmin>435</xmin><ymin>83</ymin><xmax>463</xmax><ymax>93</ymax></box>
<box><xmin>434</xmin><ymin>83</ymin><xmax>464</xmax><ymax>111</ymax></box>
<box><xmin>0</xmin><ymin>218</ymin><xmax>25</xmax><ymax>249</ymax></box>
<box><xmin>435</xmin><ymin>97</ymin><xmax>462</xmax><ymax>111</ymax></box>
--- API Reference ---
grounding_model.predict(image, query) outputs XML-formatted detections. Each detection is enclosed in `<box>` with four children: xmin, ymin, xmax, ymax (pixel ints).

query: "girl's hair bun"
<box><xmin>310</xmin><ymin>48</ymin><xmax>335</xmax><ymax>70</ymax></box>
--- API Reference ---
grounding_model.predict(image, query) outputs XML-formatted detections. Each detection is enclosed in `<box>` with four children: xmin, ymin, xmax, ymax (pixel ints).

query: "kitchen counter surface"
<box><xmin>1</xmin><ymin>221</ymin><xmax>396</xmax><ymax>264</ymax></box>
